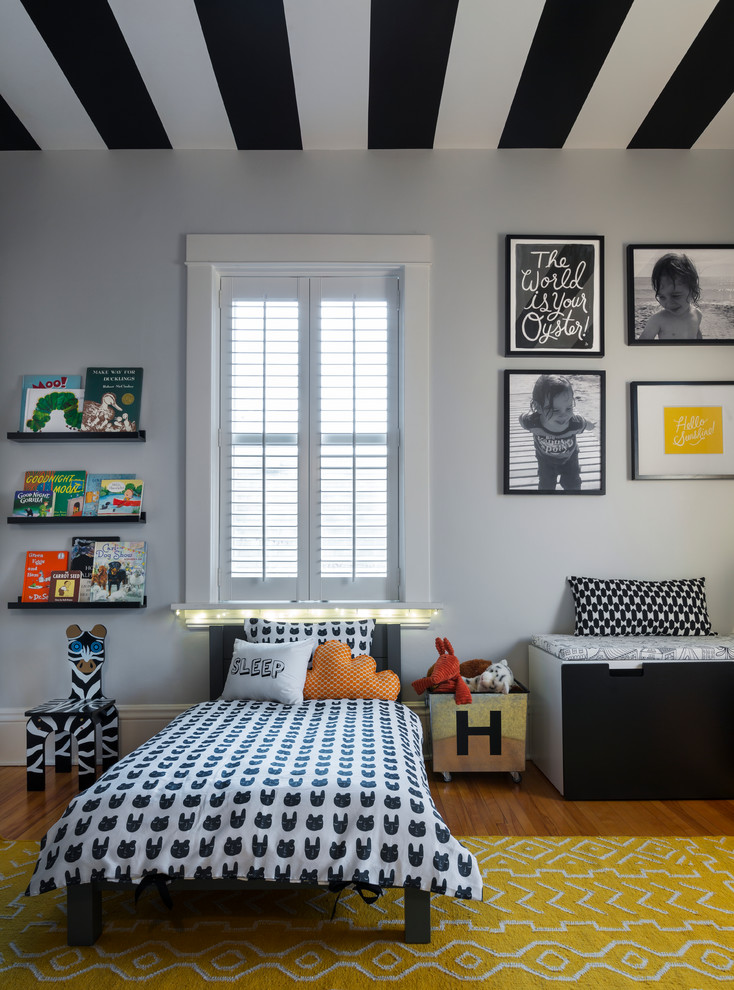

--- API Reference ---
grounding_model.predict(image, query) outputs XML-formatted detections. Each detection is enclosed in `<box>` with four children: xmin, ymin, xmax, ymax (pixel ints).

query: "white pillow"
<box><xmin>241</xmin><ymin>618</ymin><xmax>375</xmax><ymax>655</ymax></box>
<box><xmin>221</xmin><ymin>638</ymin><xmax>314</xmax><ymax>705</ymax></box>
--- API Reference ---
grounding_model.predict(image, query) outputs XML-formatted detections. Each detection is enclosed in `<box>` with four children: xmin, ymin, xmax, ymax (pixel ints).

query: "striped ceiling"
<box><xmin>1</xmin><ymin>0</ymin><xmax>733</xmax><ymax>152</ymax></box>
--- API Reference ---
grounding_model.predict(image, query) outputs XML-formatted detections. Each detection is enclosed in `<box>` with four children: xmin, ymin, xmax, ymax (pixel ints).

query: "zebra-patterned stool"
<box><xmin>24</xmin><ymin>698</ymin><xmax>119</xmax><ymax>792</ymax></box>
<box><xmin>25</xmin><ymin>622</ymin><xmax>119</xmax><ymax>792</ymax></box>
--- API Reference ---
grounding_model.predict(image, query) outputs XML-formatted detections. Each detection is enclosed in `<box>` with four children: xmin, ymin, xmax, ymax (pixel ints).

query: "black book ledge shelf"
<box><xmin>7</xmin><ymin>431</ymin><xmax>146</xmax><ymax>442</ymax></box>
<box><xmin>9</xmin><ymin>598</ymin><xmax>147</xmax><ymax>610</ymax></box>
<box><xmin>8</xmin><ymin>513</ymin><xmax>146</xmax><ymax>525</ymax></box>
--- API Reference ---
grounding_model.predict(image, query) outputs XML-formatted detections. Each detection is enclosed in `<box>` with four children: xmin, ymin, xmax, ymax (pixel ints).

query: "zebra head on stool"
<box><xmin>67</xmin><ymin>623</ymin><xmax>108</xmax><ymax>701</ymax></box>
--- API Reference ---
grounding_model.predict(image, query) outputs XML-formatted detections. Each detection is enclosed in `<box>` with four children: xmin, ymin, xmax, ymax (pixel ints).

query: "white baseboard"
<box><xmin>1</xmin><ymin>700</ymin><xmax>429</xmax><ymax>766</ymax></box>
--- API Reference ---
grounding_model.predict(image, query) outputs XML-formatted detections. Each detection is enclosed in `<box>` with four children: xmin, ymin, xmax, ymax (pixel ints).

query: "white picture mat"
<box><xmin>634</xmin><ymin>382</ymin><xmax>734</xmax><ymax>478</ymax></box>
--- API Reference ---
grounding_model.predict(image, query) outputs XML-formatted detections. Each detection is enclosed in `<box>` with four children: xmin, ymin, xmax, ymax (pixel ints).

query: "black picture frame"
<box><xmin>504</xmin><ymin>370</ymin><xmax>605</xmax><ymax>495</ymax></box>
<box><xmin>505</xmin><ymin>235</ymin><xmax>604</xmax><ymax>356</ymax></box>
<box><xmin>626</xmin><ymin>244</ymin><xmax>734</xmax><ymax>345</ymax></box>
<box><xmin>630</xmin><ymin>380</ymin><xmax>734</xmax><ymax>479</ymax></box>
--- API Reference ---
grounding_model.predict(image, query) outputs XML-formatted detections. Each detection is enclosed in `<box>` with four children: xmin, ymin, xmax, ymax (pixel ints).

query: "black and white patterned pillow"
<box><xmin>241</xmin><ymin>618</ymin><xmax>375</xmax><ymax>656</ymax></box>
<box><xmin>568</xmin><ymin>576</ymin><xmax>715</xmax><ymax>637</ymax></box>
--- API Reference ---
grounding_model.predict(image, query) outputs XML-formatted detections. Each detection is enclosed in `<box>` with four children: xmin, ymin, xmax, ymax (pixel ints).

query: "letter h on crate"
<box><xmin>24</xmin><ymin>624</ymin><xmax>119</xmax><ymax>792</ymax></box>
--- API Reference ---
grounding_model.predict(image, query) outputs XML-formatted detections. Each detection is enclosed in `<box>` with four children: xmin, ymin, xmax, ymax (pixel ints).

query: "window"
<box><xmin>219</xmin><ymin>274</ymin><xmax>399</xmax><ymax>601</ymax></box>
<box><xmin>183</xmin><ymin>234</ymin><xmax>431</xmax><ymax>609</ymax></box>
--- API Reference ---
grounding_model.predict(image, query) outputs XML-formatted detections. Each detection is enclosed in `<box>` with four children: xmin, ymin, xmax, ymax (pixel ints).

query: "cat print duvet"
<box><xmin>27</xmin><ymin>698</ymin><xmax>483</xmax><ymax>901</ymax></box>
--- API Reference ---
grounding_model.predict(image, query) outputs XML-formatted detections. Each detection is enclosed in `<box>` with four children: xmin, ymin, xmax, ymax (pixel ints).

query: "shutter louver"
<box><xmin>319</xmin><ymin>298</ymin><xmax>389</xmax><ymax>580</ymax></box>
<box><xmin>221</xmin><ymin>274</ymin><xmax>398</xmax><ymax>602</ymax></box>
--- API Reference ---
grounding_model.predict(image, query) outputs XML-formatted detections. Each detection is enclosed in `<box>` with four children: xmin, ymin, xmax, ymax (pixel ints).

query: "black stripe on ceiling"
<box><xmin>195</xmin><ymin>0</ymin><xmax>301</xmax><ymax>151</ymax></box>
<box><xmin>19</xmin><ymin>0</ymin><xmax>170</xmax><ymax>150</ymax></box>
<box><xmin>499</xmin><ymin>0</ymin><xmax>634</xmax><ymax>148</ymax></box>
<box><xmin>0</xmin><ymin>94</ymin><xmax>40</xmax><ymax>151</ymax></box>
<box><xmin>368</xmin><ymin>0</ymin><xmax>459</xmax><ymax>149</ymax></box>
<box><xmin>629</xmin><ymin>1</ymin><xmax>734</xmax><ymax>149</ymax></box>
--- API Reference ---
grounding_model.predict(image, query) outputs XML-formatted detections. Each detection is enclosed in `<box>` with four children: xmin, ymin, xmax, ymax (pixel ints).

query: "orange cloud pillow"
<box><xmin>303</xmin><ymin>640</ymin><xmax>400</xmax><ymax>701</ymax></box>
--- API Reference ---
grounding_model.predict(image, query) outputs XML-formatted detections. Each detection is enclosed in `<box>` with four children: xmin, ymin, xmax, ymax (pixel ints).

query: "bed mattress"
<box><xmin>27</xmin><ymin>697</ymin><xmax>482</xmax><ymax>901</ymax></box>
<box><xmin>531</xmin><ymin>633</ymin><xmax>734</xmax><ymax>662</ymax></box>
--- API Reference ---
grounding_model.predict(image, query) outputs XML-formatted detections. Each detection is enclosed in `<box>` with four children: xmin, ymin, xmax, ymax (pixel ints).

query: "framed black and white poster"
<box><xmin>627</xmin><ymin>244</ymin><xmax>734</xmax><ymax>345</ymax></box>
<box><xmin>504</xmin><ymin>370</ymin><xmax>605</xmax><ymax>495</ymax></box>
<box><xmin>505</xmin><ymin>235</ymin><xmax>604</xmax><ymax>356</ymax></box>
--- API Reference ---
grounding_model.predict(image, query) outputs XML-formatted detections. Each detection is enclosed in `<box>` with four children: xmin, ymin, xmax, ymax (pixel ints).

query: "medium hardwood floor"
<box><xmin>2</xmin><ymin>762</ymin><xmax>733</xmax><ymax>842</ymax></box>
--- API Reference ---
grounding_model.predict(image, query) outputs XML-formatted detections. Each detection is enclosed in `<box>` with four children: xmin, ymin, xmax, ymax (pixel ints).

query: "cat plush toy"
<box><xmin>464</xmin><ymin>659</ymin><xmax>515</xmax><ymax>695</ymax></box>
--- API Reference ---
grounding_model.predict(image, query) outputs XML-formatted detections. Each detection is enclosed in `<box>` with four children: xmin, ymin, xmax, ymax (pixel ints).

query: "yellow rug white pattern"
<box><xmin>2</xmin><ymin>835</ymin><xmax>733</xmax><ymax>988</ymax></box>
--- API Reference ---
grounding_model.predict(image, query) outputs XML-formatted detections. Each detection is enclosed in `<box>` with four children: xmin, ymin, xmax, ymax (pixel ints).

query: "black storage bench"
<box><xmin>528</xmin><ymin>634</ymin><xmax>734</xmax><ymax>800</ymax></box>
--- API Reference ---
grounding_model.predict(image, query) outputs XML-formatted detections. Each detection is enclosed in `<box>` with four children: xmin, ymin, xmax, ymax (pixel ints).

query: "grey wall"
<box><xmin>1</xmin><ymin>149</ymin><xmax>733</xmax><ymax>734</ymax></box>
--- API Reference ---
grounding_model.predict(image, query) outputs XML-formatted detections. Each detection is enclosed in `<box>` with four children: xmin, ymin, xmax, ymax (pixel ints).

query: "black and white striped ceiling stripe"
<box><xmin>19</xmin><ymin>0</ymin><xmax>170</xmax><ymax>149</ymax></box>
<box><xmin>629</xmin><ymin>0</ymin><xmax>734</xmax><ymax>149</ymax></box>
<box><xmin>1</xmin><ymin>0</ymin><xmax>732</xmax><ymax>152</ymax></box>
<box><xmin>0</xmin><ymin>92</ymin><xmax>36</xmax><ymax>151</ymax></box>
<box><xmin>499</xmin><ymin>1</ymin><xmax>635</xmax><ymax>148</ymax></box>
<box><xmin>195</xmin><ymin>0</ymin><xmax>302</xmax><ymax>151</ymax></box>
<box><xmin>368</xmin><ymin>0</ymin><xmax>458</xmax><ymax>149</ymax></box>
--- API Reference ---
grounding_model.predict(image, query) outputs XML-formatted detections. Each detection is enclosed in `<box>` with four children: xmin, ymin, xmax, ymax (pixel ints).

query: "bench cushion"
<box><xmin>531</xmin><ymin>633</ymin><xmax>734</xmax><ymax>662</ymax></box>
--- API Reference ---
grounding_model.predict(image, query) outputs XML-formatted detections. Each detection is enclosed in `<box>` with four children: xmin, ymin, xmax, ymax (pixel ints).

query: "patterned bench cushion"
<box><xmin>531</xmin><ymin>634</ymin><xmax>734</xmax><ymax>662</ymax></box>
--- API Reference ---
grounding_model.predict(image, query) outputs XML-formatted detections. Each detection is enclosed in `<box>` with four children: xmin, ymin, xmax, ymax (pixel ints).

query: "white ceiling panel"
<box><xmin>285</xmin><ymin>0</ymin><xmax>370</xmax><ymax>150</ymax></box>
<box><xmin>434</xmin><ymin>0</ymin><xmax>545</xmax><ymax>149</ymax></box>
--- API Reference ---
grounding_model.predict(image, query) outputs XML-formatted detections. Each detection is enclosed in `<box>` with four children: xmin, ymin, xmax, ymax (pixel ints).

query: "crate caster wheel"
<box><xmin>509</xmin><ymin>771</ymin><xmax>522</xmax><ymax>784</ymax></box>
<box><xmin>442</xmin><ymin>772</ymin><xmax>452</xmax><ymax>782</ymax></box>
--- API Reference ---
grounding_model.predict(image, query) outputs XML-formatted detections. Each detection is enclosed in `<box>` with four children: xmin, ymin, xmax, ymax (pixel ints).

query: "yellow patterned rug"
<box><xmin>2</xmin><ymin>836</ymin><xmax>733</xmax><ymax>988</ymax></box>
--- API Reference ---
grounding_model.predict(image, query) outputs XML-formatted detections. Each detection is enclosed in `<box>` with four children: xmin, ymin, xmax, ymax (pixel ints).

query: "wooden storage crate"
<box><xmin>427</xmin><ymin>685</ymin><xmax>528</xmax><ymax>782</ymax></box>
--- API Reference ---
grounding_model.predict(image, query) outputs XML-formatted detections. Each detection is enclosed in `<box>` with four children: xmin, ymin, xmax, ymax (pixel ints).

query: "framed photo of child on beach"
<box><xmin>631</xmin><ymin>381</ymin><xmax>734</xmax><ymax>480</ymax></box>
<box><xmin>505</xmin><ymin>235</ymin><xmax>604</xmax><ymax>355</ymax></box>
<box><xmin>627</xmin><ymin>245</ymin><xmax>734</xmax><ymax>345</ymax></box>
<box><xmin>504</xmin><ymin>370</ymin><xmax>605</xmax><ymax>495</ymax></box>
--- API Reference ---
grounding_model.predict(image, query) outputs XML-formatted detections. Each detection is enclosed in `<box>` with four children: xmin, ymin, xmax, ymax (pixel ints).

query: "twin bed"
<box><xmin>26</xmin><ymin>622</ymin><xmax>482</xmax><ymax>944</ymax></box>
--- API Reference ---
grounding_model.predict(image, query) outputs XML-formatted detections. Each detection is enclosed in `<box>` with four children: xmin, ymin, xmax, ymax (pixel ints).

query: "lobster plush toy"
<box><xmin>411</xmin><ymin>637</ymin><xmax>472</xmax><ymax>706</ymax></box>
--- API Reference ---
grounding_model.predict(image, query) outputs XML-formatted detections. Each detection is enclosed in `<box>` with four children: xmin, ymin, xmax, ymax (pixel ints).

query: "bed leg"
<box><xmin>67</xmin><ymin>882</ymin><xmax>102</xmax><ymax>945</ymax></box>
<box><xmin>403</xmin><ymin>887</ymin><xmax>431</xmax><ymax>943</ymax></box>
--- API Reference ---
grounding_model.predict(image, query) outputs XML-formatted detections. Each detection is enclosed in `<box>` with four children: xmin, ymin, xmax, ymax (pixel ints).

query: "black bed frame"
<box><xmin>67</xmin><ymin>622</ymin><xmax>431</xmax><ymax>945</ymax></box>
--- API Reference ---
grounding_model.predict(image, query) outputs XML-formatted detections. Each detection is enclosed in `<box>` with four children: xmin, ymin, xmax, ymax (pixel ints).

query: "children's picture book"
<box><xmin>82</xmin><ymin>473</ymin><xmax>131</xmax><ymax>516</ymax></box>
<box><xmin>81</xmin><ymin>367</ymin><xmax>143</xmax><ymax>433</ymax></box>
<box><xmin>22</xmin><ymin>550</ymin><xmax>69</xmax><ymax>602</ymax></box>
<box><xmin>13</xmin><ymin>490</ymin><xmax>54</xmax><ymax>518</ymax></box>
<box><xmin>23</xmin><ymin>387</ymin><xmax>84</xmax><ymax>433</ymax></box>
<box><xmin>66</xmin><ymin>496</ymin><xmax>84</xmax><ymax>516</ymax></box>
<box><xmin>70</xmin><ymin>535</ymin><xmax>119</xmax><ymax>602</ymax></box>
<box><xmin>22</xmin><ymin>470</ymin><xmax>88</xmax><ymax>517</ymax></box>
<box><xmin>50</xmin><ymin>571</ymin><xmax>82</xmax><ymax>603</ymax></box>
<box><xmin>97</xmin><ymin>479</ymin><xmax>144</xmax><ymax>516</ymax></box>
<box><xmin>22</xmin><ymin>470</ymin><xmax>55</xmax><ymax>494</ymax></box>
<box><xmin>19</xmin><ymin>374</ymin><xmax>82</xmax><ymax>431</ymax></box>
<box><xmin>91</xmin><ymin>540</ymin><xmax>147</xmax><ymax>604</ymax></box>
<box><xmin>48</xmin><ymin>471</ymin><xmax>87</xmax><ymax>517</ymax></box>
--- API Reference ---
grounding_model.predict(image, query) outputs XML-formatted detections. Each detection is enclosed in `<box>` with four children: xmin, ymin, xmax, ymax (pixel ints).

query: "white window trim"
<box><xmin>183</xmin><ymin>234</ymin><xmax>432</xmax><ymax>607</ymax></box>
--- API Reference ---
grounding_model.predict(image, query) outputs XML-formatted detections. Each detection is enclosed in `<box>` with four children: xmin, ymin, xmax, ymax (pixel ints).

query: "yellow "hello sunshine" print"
<box><xmin>664</xmin><ymin>405</ymin><xmax>723</xmax><ymax>455</ymax></box>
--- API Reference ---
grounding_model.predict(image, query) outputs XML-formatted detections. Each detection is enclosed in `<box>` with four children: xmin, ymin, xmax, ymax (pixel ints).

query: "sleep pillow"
<box><xmin>221</xmin><ymin>637</ymin><xmax>314</xmax><ymax>704</ymax></box>
<box><xmin>303</xmin><ymin>640</ymin><xmax>400</xmax><ymax>701</ymax></box>
<box><xmin>568</xmin><ymin>575</ymin><xmax>715</xmax><ymax>637</ymax></box>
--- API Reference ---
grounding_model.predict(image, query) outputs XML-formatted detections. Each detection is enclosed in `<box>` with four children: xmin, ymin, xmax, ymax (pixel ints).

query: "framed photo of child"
<box><xmin>504</xmin><ymin>370</ymin><xmax>605</xmax><ymax>495</ymax></box>
<box><xmin>505</xmin><ymin>235</ymin><xmax>604</xmax><ymax>355</ymax></box>
<box><xmin>627</xmin><ymin>245</ymin><xmax>734</xmax><ymax>345</ymax></box>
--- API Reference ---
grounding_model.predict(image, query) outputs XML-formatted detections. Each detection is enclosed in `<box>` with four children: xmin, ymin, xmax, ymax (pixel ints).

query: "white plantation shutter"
<box><xmin>219</xmin><ymin>274</ymin><xmax>399</xmax><ymax>602</ymax></box>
